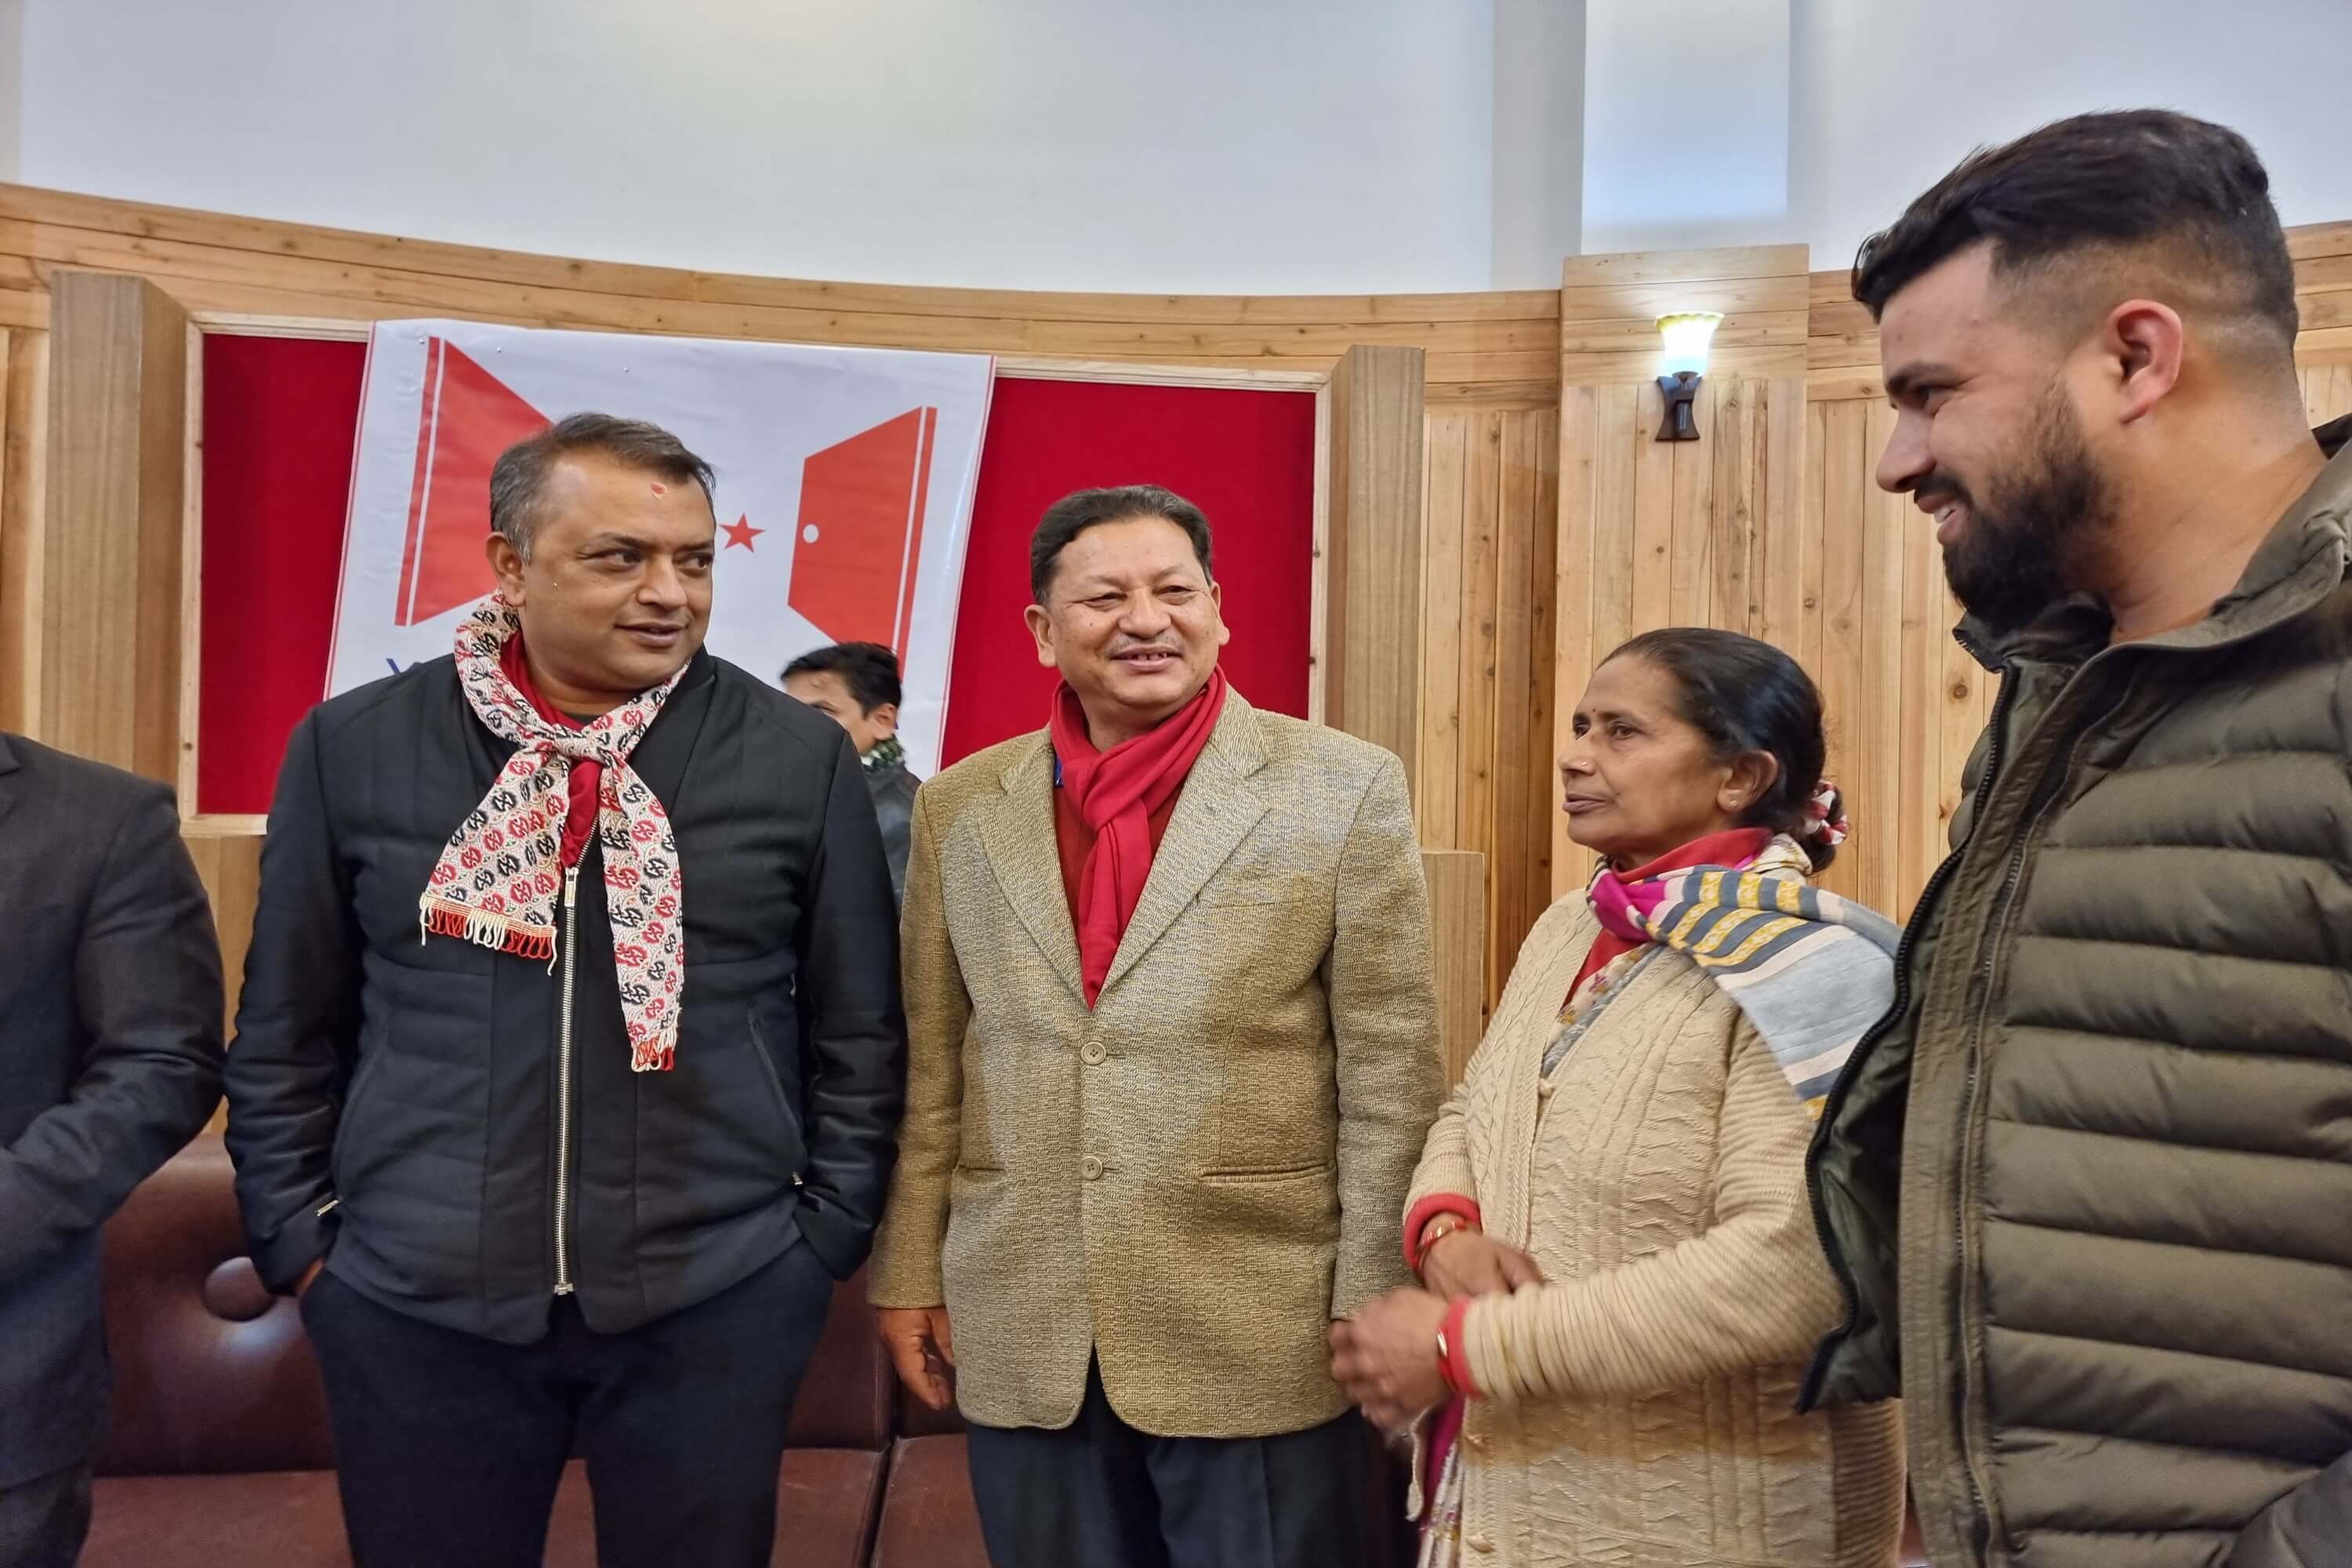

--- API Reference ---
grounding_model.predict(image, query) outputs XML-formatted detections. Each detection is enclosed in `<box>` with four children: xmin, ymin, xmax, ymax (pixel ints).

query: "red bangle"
<box><xmin>1437</xmin><ymin>1295</ymin><xmax>1479</xmax><ymax>1398</ymax></box>
<box><xmin>1403</xmin><ymin>1194</ymin><xmax>1483</xmax><ymax>1272</ymax></box>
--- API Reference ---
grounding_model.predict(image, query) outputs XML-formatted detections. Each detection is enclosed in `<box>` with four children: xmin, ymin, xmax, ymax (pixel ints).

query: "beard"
<box><xmin>1933</xmin><ymin>383</ymin><xmax>2116</xmax><ymax>637</ymax></box>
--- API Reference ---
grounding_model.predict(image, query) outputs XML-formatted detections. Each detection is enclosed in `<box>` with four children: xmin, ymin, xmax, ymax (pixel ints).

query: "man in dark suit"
<box><xmin>782</xmin><ymin>641</ymin><xmax>921</xmax><ymax>904</ymax></box>
<box><xmin>0</xmin><ymin>735</ymin><xmax>226</xmax><ymax>1568</ymax></box>
<box><xmin>224</xmin><ymin>414</ymin><xmax>905</xmax><ymax>1568</ymax></box>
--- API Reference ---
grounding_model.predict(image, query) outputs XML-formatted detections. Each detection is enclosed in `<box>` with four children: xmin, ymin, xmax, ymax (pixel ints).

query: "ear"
<box><xmin>484</xmin><ymin>532</ymin><xmax>528</xmax><ymax>604</ymax></box>
<box><xmin>1209</xmin><ymin>580</ymin><xmax>1232</xmax><ymax>648</ymax></box>
<box><xmin>1720</xmin><ymin>750</ymin><xmax>1781</xmax><ymax>816</ymax></box>
<box><xmin>869</xmin><ymin>702</ymin><xmax>899</xmax><ymax>739</ymax></box>
<box><xmin>1023</xmin><ymin>604</ymin><xmax>1058</xmax><ymax>670</ymax></box>
<box><xmin>2103</xmin><ymin>299</ymin><xmax>2186</xmax><ymax>423</ymax></box>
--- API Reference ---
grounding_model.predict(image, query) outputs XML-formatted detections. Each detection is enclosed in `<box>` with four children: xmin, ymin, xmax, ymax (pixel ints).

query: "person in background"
<box><xmin>1332</xmin><ymin>629</ymin><xmax>1904</xmax><ymax>1568</ymax></box>
<box><xmin>1805</xmin><ymin>109</ymin><xmax>2352</xmax><ymax>1566</ymax></box>
<box><xmin>0</xmin><ymin>736</ymin><xmax>225</xmax><ymax>1568</ymax></box>
<box><xmin>223</xmin><ymin>413</ymin><xmax>905</xmax><ymax>1568</ymax></box>
<box><xmin>869</xmin><ymin>483</ymin><xmax>1443</xmax><ymax>1568</ymax></box>
<box><xmin>784</xmin><ymin>641</ymin><xmax>920</xmax><ymax>905</ymax></box>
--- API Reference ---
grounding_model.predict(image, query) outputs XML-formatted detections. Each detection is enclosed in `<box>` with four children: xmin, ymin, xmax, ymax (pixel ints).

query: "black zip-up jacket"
<box><xmin>223</xmin><ymin>649</ymin><xmax>906</xmax><ymax>1344</ymax></box>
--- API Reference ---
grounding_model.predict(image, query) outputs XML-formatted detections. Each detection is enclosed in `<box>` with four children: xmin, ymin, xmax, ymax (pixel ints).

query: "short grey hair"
<box><xmin>488</xmin><ymin>412</ymin><xmax>716</xmax><ymax>559</ymax></box>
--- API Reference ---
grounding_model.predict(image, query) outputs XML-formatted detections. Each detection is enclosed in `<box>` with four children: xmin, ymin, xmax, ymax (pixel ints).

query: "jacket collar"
<box><xmin>975</xmin><ymin>684</ymin><xmax>1270</xmax><ymax>1007</ymax></box>
<box><xmin>1955</xmin><ymin>419</ymin><xmax>2352</xmax><ymax>672</ymax></box>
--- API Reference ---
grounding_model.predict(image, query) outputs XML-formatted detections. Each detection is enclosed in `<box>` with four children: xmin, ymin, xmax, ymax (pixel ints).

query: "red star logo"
<box><xmin>722</xmin><ymin>514</ymin><xmax>764</xmax><ymax>551</ymax></box>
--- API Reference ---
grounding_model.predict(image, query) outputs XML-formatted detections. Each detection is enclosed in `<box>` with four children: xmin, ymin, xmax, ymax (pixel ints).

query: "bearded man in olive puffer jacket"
<box><xmin>1802</xmin><ymin>110</ymin><xmax>2352</xmax><ymax>1568</ymax></box>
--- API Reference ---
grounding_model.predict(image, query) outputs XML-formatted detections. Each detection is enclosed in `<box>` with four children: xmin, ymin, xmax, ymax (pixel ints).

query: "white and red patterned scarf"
<box><xmin>419</xmin><ymin>595</ymin><xmax>691</xmax><ymax>1072</ymax></box>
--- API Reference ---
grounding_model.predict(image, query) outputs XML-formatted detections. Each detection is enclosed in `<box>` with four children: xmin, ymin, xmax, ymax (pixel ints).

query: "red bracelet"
<box><xmin>1437</xmin><ymin>1295</ymin><xmax>1479</xmax><ymax>1398</ymax></box>
<box><xmin>1403</xmin><ymin>1194</ymin><xmax>1484</xmax><ymax>1272</ymax></box>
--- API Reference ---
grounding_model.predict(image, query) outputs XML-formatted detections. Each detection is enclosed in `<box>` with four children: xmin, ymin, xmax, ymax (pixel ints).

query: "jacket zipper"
<box><xmin>554</xmin><ymin>862</ymin><xmax>579</xmax><ymax>1297</ymax></box>
<box><xmin>1798</xmin><ymin>658</ymin><xmax>2016</xmax><ymax>1410</ymax></box>
<box><xmin>1945</xmin><ymin>670</ymin><xmax>2127</xmax><ymax>1557</ymax></box>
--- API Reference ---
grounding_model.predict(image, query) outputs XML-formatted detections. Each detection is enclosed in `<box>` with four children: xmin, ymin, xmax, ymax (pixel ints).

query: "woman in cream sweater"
<box><xmin>1332</xmin><ymin>629</ymin><xmax>1905</xmax><ymax>1568</ymax></box>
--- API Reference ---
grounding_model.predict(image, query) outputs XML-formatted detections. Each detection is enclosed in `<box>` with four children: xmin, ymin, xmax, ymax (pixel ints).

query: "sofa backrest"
<box><xmin>95</xmin><ymin>1134</ymin><xmax>899</xmax><ymax>1475</ymax></box>
<box><xmin>95</xmin><ymin>1134</ymin><xmax>338</xmax><ymax>1475</ymax></box>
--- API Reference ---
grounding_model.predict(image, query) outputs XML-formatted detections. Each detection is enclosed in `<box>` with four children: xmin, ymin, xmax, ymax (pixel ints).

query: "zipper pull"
<box><xmin>554</xmin><ymin>864</ymin><xmax>580</xmax><ymax>975</ymax></box>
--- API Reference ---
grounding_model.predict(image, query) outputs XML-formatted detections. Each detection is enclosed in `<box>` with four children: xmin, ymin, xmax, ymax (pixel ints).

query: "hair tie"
<box><xmin>1802</xmin><ymin>780</ymin><xmax>1849</xmax><ymax>847</ymax></box>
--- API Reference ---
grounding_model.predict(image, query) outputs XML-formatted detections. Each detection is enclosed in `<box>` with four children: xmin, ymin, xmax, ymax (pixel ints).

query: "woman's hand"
<box><xmin>1421</xmin><ymin>1228</ymin><xmax>1543</xmax><ymax>1298</ymax></box>
<box><xmin>1330</xmin><ymin>1287</ymin><xmax>1453</xmax><ymax>1434</ymax></box>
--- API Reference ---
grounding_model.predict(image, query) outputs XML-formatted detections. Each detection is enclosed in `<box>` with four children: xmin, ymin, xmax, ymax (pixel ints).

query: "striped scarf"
<box><xmin>1584</xmin><ymin>836</ymin><xmax>1898</xmax><ymax>1115</ymax></box>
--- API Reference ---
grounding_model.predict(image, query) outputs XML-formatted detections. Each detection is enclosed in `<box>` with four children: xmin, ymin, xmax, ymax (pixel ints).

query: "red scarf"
<box><xmin>1049</xmin><ymin>670</ymin><xmax>1229</xmax><ymax>1007</ymax></box>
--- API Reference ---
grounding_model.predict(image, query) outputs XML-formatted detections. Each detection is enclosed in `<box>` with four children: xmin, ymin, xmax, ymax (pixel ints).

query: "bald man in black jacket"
<box><xmin>0</xmin><ymin>734</ymin><xmax>225</xmax><ymax>1568</ymax></box>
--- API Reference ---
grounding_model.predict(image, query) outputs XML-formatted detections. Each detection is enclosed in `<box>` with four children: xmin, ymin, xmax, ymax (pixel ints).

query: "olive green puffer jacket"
<box><xmin>1806</xmin><ymin>420</ymin><xmax>2352</xmax><ymax>1568</ymax></box>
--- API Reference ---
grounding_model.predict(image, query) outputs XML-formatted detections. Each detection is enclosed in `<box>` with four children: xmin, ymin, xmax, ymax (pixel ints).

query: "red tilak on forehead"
<box><xmin>650</xmin><ymin>481</ymin><xmax>668</xmax><ymax>495</ymax></box>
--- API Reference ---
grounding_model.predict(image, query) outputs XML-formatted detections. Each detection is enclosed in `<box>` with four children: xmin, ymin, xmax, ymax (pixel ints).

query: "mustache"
<box><xmin>1915</xmin><ymin>470</ymin><xmax>1976</xmax><ymax>509</ymax></box>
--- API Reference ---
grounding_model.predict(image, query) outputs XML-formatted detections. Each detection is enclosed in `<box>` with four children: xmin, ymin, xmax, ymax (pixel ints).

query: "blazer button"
<box><xmin>1080</xmin><ymin>1156</ymin><xmax>1105</xmax><ymax>1181</ymax></box>
<box><xmin>1466</xmin><ymin>1534</ymin><xmax>1494</xmax><ymax>1554</ymax></box>
<box><xmin>1081</xmin><ymin>1042</ymin><xmax>1107</xmax><ymax>1066</ymax></box>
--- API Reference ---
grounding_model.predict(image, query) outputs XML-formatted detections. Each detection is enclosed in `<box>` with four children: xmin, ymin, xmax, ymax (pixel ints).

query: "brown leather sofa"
<box><xmin>82</xmin><ymin>1135</ymin><xmax>967</xmax><ymax>1568</ymax></box>
<box><xmin>78</xmin><ymin>1135</ymin><xmax>1451</xmax><ymax>1568</ymax></box>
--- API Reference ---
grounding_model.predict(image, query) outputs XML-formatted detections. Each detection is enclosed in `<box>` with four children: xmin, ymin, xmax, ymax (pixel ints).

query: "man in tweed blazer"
<box><xmin>869</xmin><ymin>484</ymin><xmax>1441</xmax><ymax>1568</ymax></box>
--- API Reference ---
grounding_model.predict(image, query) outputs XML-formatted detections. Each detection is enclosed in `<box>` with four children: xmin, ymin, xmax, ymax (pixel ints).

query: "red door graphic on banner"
<box><xmin>396</xmin><ymin>338</ymin><xmax>550</xmax><ymax>626</ymax></box>
<box><xmin>789</xmin><ymin>407</ymin><xmax>938</xmax><ymax>657</ymax></box>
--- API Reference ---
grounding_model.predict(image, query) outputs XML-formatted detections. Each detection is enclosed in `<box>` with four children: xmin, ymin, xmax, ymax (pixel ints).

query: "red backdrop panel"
<box><xmin>198</xmin><ymin>336</ymin><xmax>368</xmax><ymax>817</ymax></box>
<box><xmin>938</xmin><ymin>376</ymin><xmax>1315</xmax><ymax>760</ymax></box>
<box><xmin>196</xmin><ymin>339</ymin><xmax>1316</xmax><ymax>814</ymax></box>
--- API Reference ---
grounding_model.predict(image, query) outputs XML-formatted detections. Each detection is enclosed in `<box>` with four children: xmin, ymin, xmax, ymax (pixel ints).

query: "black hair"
<box><xmin>490</xmin><ymin>412</ymin><xmax>716</xmax><ymax>558</ymax></box>
<box><xmin>1029</xmin><ymin>485</ymin><xmax>1214</xmax><ymax>604</ymax></box>
<box><xmin>781</xmin><ymin>641</ymin><xmax>902</xmax><ymax>713</ymax></box>
<box><xmin>1853</xmin><ymin>109</ymin><xmax>2297</xmax><ymax>357</ymax></box>
<box><xmin>1606</xmin><ymin>628</ymin><xmax>1842</xmax><ymax>872</ymax></box>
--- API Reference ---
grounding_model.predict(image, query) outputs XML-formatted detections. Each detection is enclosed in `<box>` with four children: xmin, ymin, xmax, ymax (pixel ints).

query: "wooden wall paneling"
<box><xmin>1851</xmin><ymin>402</ymin><xmax>1907</xmax><ymax>916</ymax></box>
<box><xmin>1422</xmin><ymin>848</ymin><xmax>1488</xmax><ymax>1089</ymax></box>
<box><xmin>1553</xmin><ymin>384</ymin><xmax>1640</xmax><ymax>898</ymax></box>
<box><xmin>1893</xmin><ymin>450</ymin><xmax>1942</xmax><ymax>906</ymax></box>
<box><xmin>1487</xmin><ymin>412</ymin><xmax>1545</xmax><ymax>985</ymax></box>
<box><xmin>1417</xmin><ymin>414</ymin><xmax>1469</xmax><ymax>845</ymax></box>
<box><xmin>1708</xmin><ymin>377</ymin><xmax>1759</xmax><ymax>631</ymax></box>
<box><xmin>1550</xmin><ymin>389</ymin><xmax>1600</xmax><ymax>899</ymax></box>
<box><xmin>1320</xmin><ymin>345</ymin><xmax>1426</xmax><ymax>781</ymax></box>
<box><xmin>184</xmin><ymin>827</ymin><xmax>262</xmax><ymax>1039</ymax></box>
<box><xmin>40</xmin><ymin>271</ymin><xmax>187</xmax><ymax>780</ymax></box>
<box><xmin>0</xmin><ymin>329</ymin><xmax>45</xmax><ymax>737</ymax></box>
<box><xmin>0</xmin><ymin>186</ymin><xmax>1566</xmax><ymax>401</ymax></box>
<box><xmin>1457</xmin><ymin>412</ymin><xmax>1503</xmax><ymax>887</ymax></box>
<box><xmin>1810</xmin><ymin>400</ymin><xmax>1869</xmax><ymax>904</ymax></box>
<box><xmin>1628</xmin><ymin>380</ymin><xmax>1678</xmax><ymax>632</ymax></box>
<box><xmin>1667</xmin><ymin>378</ymin><xmax>1718</xmax><ymax>626</ymax></box>
<box><xmin>1522</xmin><ymin>409</ymin><xmax>1559</xmax><ymax>938</ymax></box>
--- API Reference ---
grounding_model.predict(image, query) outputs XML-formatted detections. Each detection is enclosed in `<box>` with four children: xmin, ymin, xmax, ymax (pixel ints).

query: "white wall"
<box><xmin>10</xmin><ymin>0</ymin><xmax>1495</xmax><ymax>295</ymax></box>
<box><xmin>1791</xmin><ymin>0</ymin><xmax>2352</xmax><ymax>272</ymax></box>
<box><xmin>1581</xmin><ymin>0</ymin><xmax>1795</xmax><ymax>256</ymax></box>
<box><xmin>11</xmin><ymin>0</ymin><xmax>2352</xmax><ymax>296</ymax></box>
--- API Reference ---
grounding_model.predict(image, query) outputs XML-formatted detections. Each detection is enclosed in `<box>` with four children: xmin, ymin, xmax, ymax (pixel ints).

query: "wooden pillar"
<box><xmin>1421</xmin><ymin>847</ymin><xmax>1488</xmax><ymax>1083</ymax></box>
<box><xmin>39</xmin><ymin>271</ymin><xmax>188</xmax><ymax>781</ymax></box>
<box><xmin>1321</xmin><ymin>343</ymin><xmax>1425</xmax><ymax>785</ymax></box>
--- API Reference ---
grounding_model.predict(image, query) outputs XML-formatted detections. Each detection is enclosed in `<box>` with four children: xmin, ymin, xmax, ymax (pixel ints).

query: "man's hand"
<box><xmin>1330</xmin><ymin>1287</ymin><xmax>1451</xmax><ymax>1435</ymax></box>
<box><xmin>878</xmin><ymin>1305</ymin><xmax>956</xmax><ymax>1411</ymax></box>
<box><xmin>1420</xmin><ymin>1227</ymin><xmax>1542</xmax><ymax>1299</ymax></box>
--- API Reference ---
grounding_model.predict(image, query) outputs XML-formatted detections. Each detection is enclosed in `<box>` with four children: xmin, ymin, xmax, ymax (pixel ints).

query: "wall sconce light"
<box><xmin>1654</xmin><ymin>311</ymin><xmax>1722</xmax><ymax>441</ymax></box>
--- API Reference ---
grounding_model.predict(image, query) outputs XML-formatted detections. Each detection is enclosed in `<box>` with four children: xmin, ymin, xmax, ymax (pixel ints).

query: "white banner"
<box><xmin>328</xmin><ymin>319</ymin><xmax>995</xmax><ymax>775</ymax></box>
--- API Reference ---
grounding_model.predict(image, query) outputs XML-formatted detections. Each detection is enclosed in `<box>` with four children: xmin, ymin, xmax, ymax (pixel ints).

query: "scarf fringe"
<box><xmin>419</xmin><ymin>899</ymin><xmax>557</xmax><ymax>963</ymax></box>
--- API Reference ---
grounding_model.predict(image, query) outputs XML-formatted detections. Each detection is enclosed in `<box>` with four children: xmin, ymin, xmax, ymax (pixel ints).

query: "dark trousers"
<box><xmin>965</xmin><ymin>1360</ymin><xmax>1372</xmax><ymax>1568</ymax></box>
<box><xmin>302</xmin><ymin>1240</ymin><xmax>834</xmax><ymax>1568</ymax></box>
<box><xmin>0</xmin><ymin>1463</ymin><xmax>89</xmax><ymax>1568</ymax></box>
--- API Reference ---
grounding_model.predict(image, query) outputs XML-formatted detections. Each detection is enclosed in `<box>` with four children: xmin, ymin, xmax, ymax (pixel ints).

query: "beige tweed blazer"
<box><xmin>869</xmin><ymin>689</ymin><xmax>1442</xmax><ymax>1439</ymax></box>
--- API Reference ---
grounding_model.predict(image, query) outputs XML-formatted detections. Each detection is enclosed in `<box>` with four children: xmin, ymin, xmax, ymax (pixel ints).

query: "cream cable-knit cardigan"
<box><xmin>1407</xmin><ymin>887</ymin><xmax>1904</xmax><ymax>1567</ymax></box>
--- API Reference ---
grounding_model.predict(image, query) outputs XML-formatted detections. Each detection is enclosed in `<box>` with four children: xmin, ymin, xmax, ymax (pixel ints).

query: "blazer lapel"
<box><xmin>975</xmin><ymin>735</ymin><xmax>1087</xmax><ymax>1004</ymax></box>
<box><xmin>1099</xmin><ymin>691</ymin><xmax>1269</xmax><ymax>997</ymax></box>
